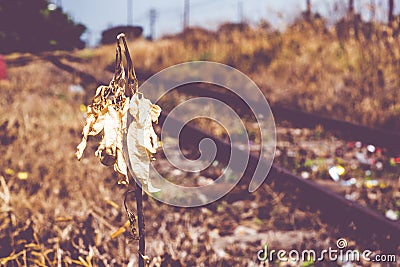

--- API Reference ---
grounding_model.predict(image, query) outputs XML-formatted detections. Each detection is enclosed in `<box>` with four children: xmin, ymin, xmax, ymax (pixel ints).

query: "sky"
<box><xmin>56</xmin><ymin>0</ymin><xmax>399</xmax><ymax>46</ymax></box>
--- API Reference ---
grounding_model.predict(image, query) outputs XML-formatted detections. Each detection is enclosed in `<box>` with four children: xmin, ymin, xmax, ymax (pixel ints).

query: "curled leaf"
<box><xmin>76</xmin><ymin>82</ymin><xmax>130</xmax><ymax>182</ymax></box>
<box><xmin>127</xmin><ymin>93</ymin><xmax>161</xmax><ymax>186</ymax></box>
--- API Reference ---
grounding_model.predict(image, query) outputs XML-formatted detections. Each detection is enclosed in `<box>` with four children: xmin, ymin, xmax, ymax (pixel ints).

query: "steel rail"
<box><xmin>170</xmin><ymin>84</ymin><xmax>400</xmax><ymax>155</ymax></box>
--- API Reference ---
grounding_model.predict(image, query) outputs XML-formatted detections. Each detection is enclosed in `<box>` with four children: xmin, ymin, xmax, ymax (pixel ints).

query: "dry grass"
<box><xmin>84</xmin><ymin>18</ymin><xmax>399</xmax><ymax>131</ymax></box>
<box><xmin>0</xmin><ymin>59</ymin><xmax>123</xmax><ymax>265</ymax></box>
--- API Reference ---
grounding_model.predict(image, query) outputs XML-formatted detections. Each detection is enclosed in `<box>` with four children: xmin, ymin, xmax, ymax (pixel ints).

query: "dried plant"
<box><xmin>75</xmin><ymin>33</ymin><xmax>162</xmax><ymax>267</ymax></box>
<box><xmin>76</xmin><ymin>34</ymin><xmax>162</xmax><ymax>190</ymax></box>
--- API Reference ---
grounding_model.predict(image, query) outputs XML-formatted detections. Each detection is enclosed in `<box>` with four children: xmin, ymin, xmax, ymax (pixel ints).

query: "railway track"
<box><xmin>41</xmin><ymin>56</ymin><xmax>400</xmax><ymax>251</ymax></box>
<box><xmin>160</xmin><ymin>112</ymin><xmax>400</xmax><ymax>251</ymax></box>
<box><xmin>165</xmin><ymin>84</ymin><xmax>400</xmax><ymax>155</ymax></box>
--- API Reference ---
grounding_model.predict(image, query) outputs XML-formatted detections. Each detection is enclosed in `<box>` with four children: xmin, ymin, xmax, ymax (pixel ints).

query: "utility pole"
<box><xmin>306</xmin><ymin>0</ymin><xmax>311</xmax><ymax>18</ymax></box>
<box><xmin>388</xmin><ymin>0</ymin><xmax>394</xmax><ymax>26</ymax></box>
<box><xmin>183</xmin><ymin>0</ymin><xmax>190</xmax><ymax>31</ymax></box>
<box><xmin>348</xmin><ymin>0</ymin><xmax>354</xmax><ymax>16</ymax></box>
<box><xmin>238</xmin><ymin>1</ymin><xmax>244</xmax><ymax>24</ymax></box>
<box><xmin>149</xmin><ymin>8</ymin><xmax>157</xmax><ymax>40</ymax></box>
<box><xmin>127</xmin><ymin>0</ymin><xmax>133</xmax><ymax>25</ymax></box>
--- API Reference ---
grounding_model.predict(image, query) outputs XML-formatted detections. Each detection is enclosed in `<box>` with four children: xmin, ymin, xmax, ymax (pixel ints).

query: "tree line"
<box><xmin>0</xmin><ymin>0</ymin><xmax>85</xmax><ymax>53</ymax></box>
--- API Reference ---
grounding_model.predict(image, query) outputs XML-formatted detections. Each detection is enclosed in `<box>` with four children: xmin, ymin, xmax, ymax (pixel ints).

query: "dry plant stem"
<box><xmin>118</xmin><ymin>34</ymin><xmax>146</xmax><ymax>267</ymax></box>
<box><xmin>8</xmin><ymin>211</ymin><xmax>14</xmax><ymax>249</ymax></box>
<box><xmin>129</xmin><ymin>172</ymin><xmax>145</xmax><ymax>267</ymax></box>
<box><xmin>120</xmin><ymin>35</ymin><xmax>138</xmax><ymax>97</ymax></box>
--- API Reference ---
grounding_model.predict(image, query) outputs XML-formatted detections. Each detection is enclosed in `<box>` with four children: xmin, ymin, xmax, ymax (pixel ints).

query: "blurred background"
<box><xmin>0</xmin><ymin>0</ymin><xmax>399</xmax><ymax>266</ymax></box>
<box><xmin>2</xmin><ymin>0</ymin><xmax>400</xmax><ymax>47</ymax></box>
